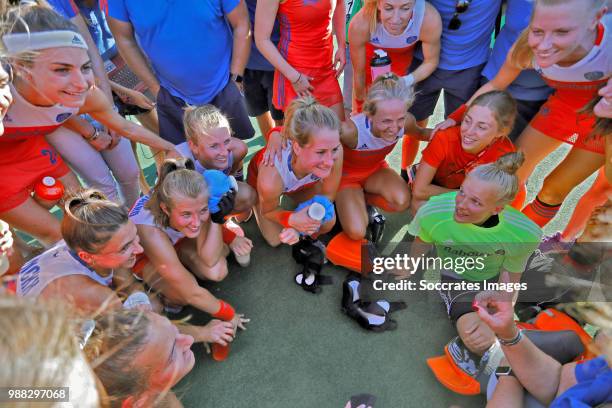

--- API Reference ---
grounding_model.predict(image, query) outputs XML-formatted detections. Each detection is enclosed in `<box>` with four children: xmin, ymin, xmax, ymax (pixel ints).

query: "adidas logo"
<box><xmin>359</xmin><ymin>143</ymin><xmax>369</xmax><ymax>149</ymax></box>
<box><xmin>371</xmin><ymin>37</ymin><xmax>380</xmax><ymax>44</ymax></box>
<box><xmin>568</xmin><ymin>133</ymin><xmax>579</xmax><ymax>143</ymax></box>
<box><xmin>71</xmin><ymin>35</ymin><xmax>83</xmax><ymax>45</ymax></box>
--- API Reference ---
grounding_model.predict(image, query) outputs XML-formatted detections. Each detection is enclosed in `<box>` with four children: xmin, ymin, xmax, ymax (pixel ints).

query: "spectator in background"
<box><xmin>480</xmin><ymin>0</ymin><xmax>553</xmax><ymax>142</ymax></box>
<box><xmin>107</xmin><ymin>0</ymin><xmax>255</xmax><ymax>144</ymax></box>
<box><xmin>408</xmin><ymin>0</ymin><xmax>501</xmax><ymax>126</ymax></box>
<box><xmin>244</xmin><ymin>0</ymin><xmax>284</xmax><ymax>139</ymax></box>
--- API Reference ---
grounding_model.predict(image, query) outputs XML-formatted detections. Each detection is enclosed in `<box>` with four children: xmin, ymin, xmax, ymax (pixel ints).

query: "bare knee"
<box><xmin>206</xmin><ymin>259</ymin><xmax>228</xmax><ymax>282</ymax></box>
<box><xmin>344</xmin><ymin>223</ymin><xmax>367</xmax><ymax>241</ymax></box>
<box><xmin>391</xmin><ymin>189</ymin><xmax>411</xmax><ymax>211</ymax></box>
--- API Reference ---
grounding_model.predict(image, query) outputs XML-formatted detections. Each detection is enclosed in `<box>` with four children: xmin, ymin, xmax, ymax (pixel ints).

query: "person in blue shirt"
<box><xmin>107</xmin><ymin>0</ymin><xmax>255</xmax><ymax>144</ymax></box>
<box><xmin>244</xmin><ymin>0</ymin><xmax>284</xmax><ymax>139</ymax></box>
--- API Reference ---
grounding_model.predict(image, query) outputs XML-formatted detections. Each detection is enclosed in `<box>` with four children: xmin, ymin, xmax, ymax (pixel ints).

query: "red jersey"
<box><xmin>277</xmin><ymin>0</ymin><xmax>335</xmax><ymax>70</ymax></box>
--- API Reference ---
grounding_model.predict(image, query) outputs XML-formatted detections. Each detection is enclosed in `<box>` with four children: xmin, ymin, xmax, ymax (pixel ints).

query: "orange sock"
<box><xmin>510</xmin><ymin>183</ymin><xmax>526</xmax><ymax>210</ymax></box>
<box><xmin>401</xmin><ymin>137</ymin><xmax>420</xmax><ymax>171</ymax></box>
<box><xmin>561</xmin><ymin>168</ymin><xmax>611</xmax><ymax>240</ymax></box>
<box><xmin>522</xmin><ymin>196</ymin><xmax>561</xmax><ymax>227</ymax></box>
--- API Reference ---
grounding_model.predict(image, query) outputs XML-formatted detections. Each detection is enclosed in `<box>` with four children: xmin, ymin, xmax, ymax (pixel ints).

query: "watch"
<box><xmin>495</xmin><ymin>366</ymin><xmax>515</xmax><ymax>380</ymax></box>
<box><xmin>230</xmin><ymin>73</ymin><xmax>243</xmax><ymax>83</ymax></box>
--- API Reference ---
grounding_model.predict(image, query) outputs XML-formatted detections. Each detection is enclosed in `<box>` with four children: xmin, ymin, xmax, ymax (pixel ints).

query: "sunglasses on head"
<box><xmin>448</xmin><ymin>0</ymin><xmax>471</xmax><ymax>31</ymax></box>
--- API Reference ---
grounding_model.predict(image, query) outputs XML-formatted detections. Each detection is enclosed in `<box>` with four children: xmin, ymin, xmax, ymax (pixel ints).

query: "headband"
<box><xmin>2</xmin><ymin>31</ymin><xmax>88</xmax><ymax>53</ymax></box>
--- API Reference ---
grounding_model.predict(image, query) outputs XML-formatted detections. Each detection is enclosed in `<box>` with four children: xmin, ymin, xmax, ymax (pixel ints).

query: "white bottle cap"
<box><xmin>42</xmin><ymin>176</ymin><xmax>56</xmax><ymax>187</ymax></box>
<box><xmin>229</xmin><ymin>175</ymin><xmax>239</xmax><ymax>191</ymax></box>
<box><xmin>307</xmin><ymin>202</ymin><xmax>326</xmax><ymax>221</ymax></box>
<box><xmin>373</xmin><ymin>49</ymin><xmax>388</xmax><ymax>58</ymax></box>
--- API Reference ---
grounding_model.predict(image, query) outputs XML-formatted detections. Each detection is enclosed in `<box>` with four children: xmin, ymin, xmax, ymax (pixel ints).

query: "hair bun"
<box><xmin>494</xmin><ymin>151</ymin><xmax>525</xmax><ymax>175</ymax></box>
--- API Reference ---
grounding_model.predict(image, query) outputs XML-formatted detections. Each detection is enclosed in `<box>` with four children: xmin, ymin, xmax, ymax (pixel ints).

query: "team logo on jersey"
<box><xmin>56</xmin><ymin>113</ymin><xmax>72</xmax><ymax>123</ymax></box>
<box><xmin>584</xmin><ymin>71</ymin><xmax>604</xmax><ymax>81</ymax></box>
<box><xmin>371</xmin><ymin>37</ymin><xmax>381</xmax><ymax>44</ymax></box>
<box><xmin>406</xmin><ymin>36</ymin><xmax>418</xmax><ymax>44</ymax></box>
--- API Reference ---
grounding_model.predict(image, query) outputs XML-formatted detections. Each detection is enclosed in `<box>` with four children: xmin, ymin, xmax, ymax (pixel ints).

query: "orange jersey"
<box><xmin>421</xmin><ymin>126</ymin><xmax>516</xmax><ymax>189</ymax></box>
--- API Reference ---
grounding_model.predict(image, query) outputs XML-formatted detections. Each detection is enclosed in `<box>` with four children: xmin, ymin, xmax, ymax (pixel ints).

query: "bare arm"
<box><xmin>227</xmin><ymin>0</ymin><xmax>251</xmax><ymax>78</ymax></box>
<box><xmin>107</xmin><ymin>17</ymin><xmax>161</xmax><ymax>97</ymax></box>
<box><xmin>410</xmin><ymin>3</ymin><xmax>442</xmax><ymax>83</ymax></box>
<box><xmin>71</xmin><ymin>13</ymin><xmax>113</xmax><ymax>102</ymax></box>
<box><xmin>80</xmin><ymin>87</ymin><xmax>176</xmax><ymax>152</ymax></box>
<box><xmin>258</xmin><ymin>167</ymin><xmax>290</xmax><ymax>225</ymax></box>
<box><xmin>412</xmin><ymin>162</ymin><xmax>454</xmax><ymax>201</ymax></box>
<box><xmin>137</xmin><ymin>225</ymin><xmax>221</xmax><ymax>314</ymax></box>
<box><xmin>331</xmin><ymin>0</ymin><xmax>346</xmax><ymax>75</ymax></box>
<box><xmin>348</xmin><ymin>11</ymin><xmax>369</xmax><ymax>107</ymax></box>
<box><xmin>486</xmin><ymin>376</ymin><xmax>525</xmax><ymax>408</ymax></box>
<box><xmin>41</xmin><ymin>275</ymin><xmax>123</xmax><ymax>314</ymax></box>
<box><xmin>465</xmin><ymin>47</ymin><xmax>524</xmax><ymax>105</ymax></box>
<box><xmin>254</xmin><ymin>0</ymin><xmax>299</xmax><ymax>83</ymax></box>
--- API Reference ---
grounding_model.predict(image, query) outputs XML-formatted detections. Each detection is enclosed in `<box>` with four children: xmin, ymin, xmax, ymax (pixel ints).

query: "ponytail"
<box><xmin>469</xmin><ymin>152</ymin><xmax>525</xmax><ymax>204</ymax></box>
<box><xmin>146</xmin><ymin>158</ymin><xmax>207</xmax><ymax>228</ymax></box>
<box><xmin>62</xmin><ymin>189</ymin><xmax>129</xmax><ymax>254</ymax></box>
<box><xmin>363</xmin><ymin>72</ymin><xmax>415</xmax><ymax>116</ymax></box>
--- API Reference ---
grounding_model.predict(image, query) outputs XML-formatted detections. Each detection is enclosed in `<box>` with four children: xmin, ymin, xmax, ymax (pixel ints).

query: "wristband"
<box><xmin>83</xmin><ymin>127</ymin><xmax>98</xmax><ymax>141</ymax></box>
<box><xmin>497</xmin><ymin>328</ymin><xmax>523</xmax><ymax>347</ymax></box>
<box><xmin>278</xmin><ymin>211</ymin><xmax>293</xmax><ymax>228</ymax></box>
<box><xmin>402</xmin><ymin>74</ymin><xmax>415</xmax><ymax>87</ymax></box>
<box><xmin>123</xmin><ymin>291</ymin><xmax>151</xmax><ymax>310</ymax></box>
<box><xmin>266</xmin><ymin>126</ymin><xmax>284</xmax><ymax>141</ymax></box>
<box><xmin>447</xmin><ymin>103</ymin><xmax>468</xmax><ymax>124</ymax></box>
<box><xmin>212</xmin><ymin>300</ymin><xmax>235</xmax><ymax>321</ymax></box>
<box><xmin>222</xmin><ymin>224</ymin><xmax>238</xmax><ymax>245</ymax></box>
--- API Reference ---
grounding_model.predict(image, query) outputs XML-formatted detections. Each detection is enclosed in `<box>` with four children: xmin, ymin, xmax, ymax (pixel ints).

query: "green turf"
<box><xmin>164</xmin><ymin>98</ymin><xmax>594</xmax><ymax>408</ymax></box>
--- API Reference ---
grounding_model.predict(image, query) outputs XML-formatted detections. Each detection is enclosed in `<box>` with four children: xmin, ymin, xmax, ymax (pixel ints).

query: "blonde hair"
<box><xmin>363</xmin><ymin>73</ymin><xmax>415</xmax><ymax>116</ymax></box>
<box><xmin>83</xmin><ymin>309</ymin><xmax>151</xmax><ymax>408</ymax></box>
<box><xmin>510</xmin><ymin>0</ymin><xmax>606</xmax><ymax>68</ymax></box>
<box><xmin>468</xmin><ymin>90</ymin><xmax>518</xmax><ymax>134</ymax></box>
<box><xmin>281</xmin><ymin>96</ymin><xmax>340</xmax><ymax>146</ymax></box>
<box><xmin>468</xmin><ymin>152</ymin><xmax>525</xmax><ymax>204</ymax></box>
<box><xmin>62</xmin><ymin>189</ymin><xmax>129</xmax><ymax>254</ymax></box>
<box><xmin>182</xmin><ymin>104</ymin><xmax>231</xmax><ymax>144</ymax></box>
<box><xmin>146</xmin><ymin>158</ymin><xmax>208</xmax><ymax>228</ymax></box>
<box><xmin>0</xmin><ymin>296</ymin><xmax>101</xmax><ymax>408</ymax></box>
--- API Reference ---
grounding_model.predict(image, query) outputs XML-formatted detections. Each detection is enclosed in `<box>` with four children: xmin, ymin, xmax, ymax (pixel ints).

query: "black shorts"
<box><xmin>113</xmin><ymin>92</ymin><xmax>151</xmax><ymax>116</ymax></box>
<box><xmin>438</xmin><ymin>271</ymin><xmax>495</xmax><ymax>323</ymax></box>
<box><xmin>156</xmin><ymin>80</ymin><xmax>255</xmax><ymax>144</ymax></box>
<box><xmin>243</xmin><ymin>69</ymin><xmax>284</xmax><ymax>121</ymax></box>
<box><xmin>409</xmin><ymin>59</ymin><xmax>486</xmax><ymax>122</ymax></box>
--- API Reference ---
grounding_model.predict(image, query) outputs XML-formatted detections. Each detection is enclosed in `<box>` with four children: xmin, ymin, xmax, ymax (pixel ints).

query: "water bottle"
<box><xmin>370</xmin><ymin>49</ymin><xmax>391</xmax><ymax>81</ymax></box>
<box><xmin>34</xmin><ymin>177</ymin><xmax>65</xmax><ymax>202</ymax></box>
<box><xmin>307</xmin><ymin>202</ymin><xmax>326</xmax><ymax>221</ymax></box>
